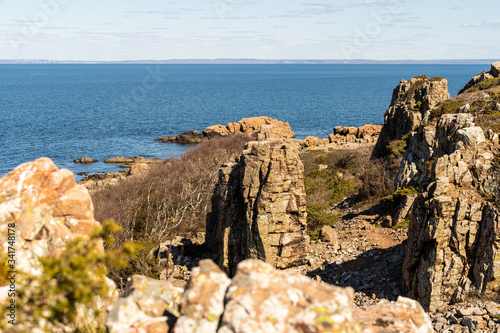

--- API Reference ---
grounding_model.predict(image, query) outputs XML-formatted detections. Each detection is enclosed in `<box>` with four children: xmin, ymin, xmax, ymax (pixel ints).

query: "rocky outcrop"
<box><xmin>156</xmin><ymin>116</ymin><xmax>295</xmax><ymax>144</ymax></box>
<box><xmin>398</xmin><ymin>112</ymin><xmax>500</xmax><ymax>311</ymax></box>
<box><xmin>74</xmin><ymin>156</ymin><xmax>98</xmax><ymax>163</ymax></box>
<box><xmin>328</xmin><ymin>124</ymin><xmax>382</xmax><ymax>147</ymax></box>
<box><xmin>104</xmin><ymin>156</ymin><xmax>163</xmax><ymax>164</ymax></box>
<box><xmin>0</xmin><ymin>157</ymin><xmax>102</xmax><ymax>275</ymax></box>
<box><xmin>206</xmin><ymin>139</ymin><xmax>308</xmax><ymax>276</ymax></box>
<box><xmin>107</xmin><ymin>259</ymin><xmax>433</xmax><ymax>333</ymax></box>
<box><xmin>459</xmin><ymin>61</ymin><xmax>500</xmax><ymax>94</ymax></box>
<box><xmin>299</xmin><ymin>136</ymin><xmax>329</xmax><ymax>148</ymax></box>
<box><xmin>372</xmin><ymin>75</ymin><xmax>450</xmax><ymax>158</ymax></box>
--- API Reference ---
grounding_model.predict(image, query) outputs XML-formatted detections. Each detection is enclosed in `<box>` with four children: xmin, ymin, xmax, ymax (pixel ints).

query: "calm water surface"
<box><xmin>0</xmin><ymin>64</ymin><xmax>486</xmax><ymax>179</ymax></box>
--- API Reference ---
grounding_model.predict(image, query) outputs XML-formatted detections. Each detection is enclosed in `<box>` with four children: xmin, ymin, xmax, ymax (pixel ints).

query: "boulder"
<box><xmin>203</xmin><ymin>125</ymin><xmax>231</xmax><ymax>138</ymax></box>
<box><xmin>128</xmin><ymin>163</ymin><xmax>149</xmax><ymax>175</ymax></box>
<box><xmin>0</xmin><ymin>157</ymin><xmax>102</xmax><ymax>275</ymax></box>
<box><xmin>372</xmin><ymin>75</ymin><xmax>450</xmax><ymax>158</ymax></box>
<box><xmin>492</xmin><ymin>61</ymin><xmax>500</xmax><ymax>77</ymax></box>
<box><xmin>106</xmin><ymin>275</ymin><xmax>183</xmax><ymax>333</ymax></box>
<box><xmin>218</xmin><ymin>259</ymin><xmax>359</xmax><ymax>333</ymax></box>
<box><xmin>320</xmin><ymin>225</ymin><xmax>338</xmax><ymax>244</ymax></box>
<box><xmin>74</xmin><ymin>157</ymin><xmax>98</xmax><ymax>163</ymax></box>
<box><xmin>353</xmin><ymin>296</ymin><xmax>433</xmax><ymax>332</ymax></box>
<box><xmin>174</xmin><ymin>260</ymin><xmax>231</xmax><ymax>333</ymax></box>
<box><xmin>206</xmin><ymin>139</ymin><xmax>308</xmax><ymax>276</ymax></box>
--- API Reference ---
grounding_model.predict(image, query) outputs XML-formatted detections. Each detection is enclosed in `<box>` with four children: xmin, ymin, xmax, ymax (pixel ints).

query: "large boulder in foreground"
<box><xmin>372</xmin><ymin>75</ymin><xmax>450</xmax><ymax>158</ymax></box>
<box><xmin>156</xmin><ymin>116</ymin><xmax>295</xmax><ymax>144</ymax></box>
<box><xmin>206</xmin><ymin>139</ymin><xmax>308</xmax><ymax>276</ymax></box>
<box><xmin>0</xmin><ymin>157</ymin><xmax>102</xmax><ymax>275</ymax></box>
<box><xmin>108</xmin><ymin>259</ymin><xmax>433</xmax><ymax>333</ymax></box>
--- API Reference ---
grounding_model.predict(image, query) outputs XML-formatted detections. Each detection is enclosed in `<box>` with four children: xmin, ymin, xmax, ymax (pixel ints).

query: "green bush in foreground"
<box><xmin>1</xmin><ymin>221</ymin><xmax>135</xmax><ymax>333</ymax></box>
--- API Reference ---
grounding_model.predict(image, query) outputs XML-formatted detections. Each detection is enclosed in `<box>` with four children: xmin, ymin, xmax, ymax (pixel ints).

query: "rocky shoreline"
<box><xmin>2</xmin><ymin>62</ymin><xmax>500</xmax><ymax>332</ymax></box>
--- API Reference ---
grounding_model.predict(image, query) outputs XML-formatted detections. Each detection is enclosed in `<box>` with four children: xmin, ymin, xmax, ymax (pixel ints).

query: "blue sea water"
<box><xmin>0</xmin><ymin>64</ymin><xmax>487</xmax><ymax>180</ymax></box>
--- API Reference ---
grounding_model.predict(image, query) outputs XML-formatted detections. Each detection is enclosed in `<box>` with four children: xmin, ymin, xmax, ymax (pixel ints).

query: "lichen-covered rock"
<box><xmin>206</xmin><ymin>139</ymin><xmax>308</xmax><ymax>276</ymax></box>
<box><xmin>0</xmin><ymin>157</ymin><xmax>102</xmax><ymax>275</ymax></box>
<box><xmin>399</xmin><ymin>113</ymin><xmax>500</xmax><ymax>311</ymax></box>
<box><xmin>372</xmin><ymin>75</ymin><xmax>450</xmax><ymax>158</ymax></box>
<box><xmin>174</xmin><ymin>260</ymin><xmax>231</xmax><ymax>333</ymax></box>
<box><xmin>109</xmin><ymin>259</ymin><xmax>434</xmax><ymax>333</ymax></box>
<box><xmin>106</xmin><ymin>275</ymin><xmax>183</xmax><ymax>333</ymax></box>
<box><xmin>218</xmin><ymin>259</ymin><xmax>360</xmax><ymax>333</ymax></box>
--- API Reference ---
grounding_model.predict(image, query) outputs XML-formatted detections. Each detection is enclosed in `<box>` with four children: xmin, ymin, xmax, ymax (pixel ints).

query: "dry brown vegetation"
<box><xmin>93</xmin><ymin>134</ymin><xmax>252</xmax><ymax>248</ymax></box>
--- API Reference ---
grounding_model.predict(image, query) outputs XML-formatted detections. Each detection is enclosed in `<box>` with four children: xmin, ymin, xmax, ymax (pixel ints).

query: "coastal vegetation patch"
<box><xmin>92</xmin><ymin>134</ymin><xmax>252</xmax><ymax>281</ymax></box>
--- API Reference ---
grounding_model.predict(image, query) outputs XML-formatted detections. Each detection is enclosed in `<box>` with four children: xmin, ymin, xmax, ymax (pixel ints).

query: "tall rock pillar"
<box><xmin>206</xmin><ymin>139</ymin><xmax>308</xmax><ymax>276</ymax></box>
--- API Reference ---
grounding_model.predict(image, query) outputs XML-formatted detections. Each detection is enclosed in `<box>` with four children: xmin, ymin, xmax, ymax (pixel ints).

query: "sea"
<box><xmin>0</xmin><ymin>64</ymin><xmax>487</xmax><ymax>180</ymax></box>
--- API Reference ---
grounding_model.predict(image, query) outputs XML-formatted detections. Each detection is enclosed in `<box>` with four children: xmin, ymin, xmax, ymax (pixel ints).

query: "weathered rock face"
<box><xmin>0</xmin><ymin>157</ymin><xmax>102</xmax><ymax>275</ymax></box>
<box><xmin>156</xmin><ymin>116</ymin><xmax>295</xmax><ymax>144</ymax></box>
<box><xmin>107</xmin><ymin>259</ymin><xmax>433</xmax><ymax>333</ymax></box>
<box><xmin>206</xmin><ymin>139</ymin><xmax>308</xmax><ymax>276</ymax></box>
<box><xmin>398</xmin><ymin>112</ymin><xmax>500</xmax><ymax>311</ymax></box>
<box><xmin>372</xmin><ymin>75</ymin><xmax>450</xmax><ymax>158</ymax></box>
<box><xmin>459</xmin><ymin>61</ymin><xmax>500</xmax><ymax>94</ymax></box>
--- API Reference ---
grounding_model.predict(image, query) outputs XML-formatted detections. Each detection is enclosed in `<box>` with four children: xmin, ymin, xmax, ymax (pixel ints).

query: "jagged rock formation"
<box><xmin>206</xmin><ymin>139</ymin><xmax>308</xmax><ymax>276</ymax></box>
<box><xmin>372</xmin><ymin>75</ymin><xmax>450</xmax><ymax>158</ymax></box>
<box><xmin>107</xmin><ymin>259</ymin><xmax>433</xmax><ymax>333</ymax></box>
<box><xmin>395</xmin><ymin>65</ymin><xmax>500</xmax><ymax>311</ymax></box>
<box><xmin>459</xmin><ymin>61</ymin><xmax>500</xmax><ymax>94</ymax></box>
<box><xmin>156</xmin><ymin>116</ymin><xmax>295</xmax><ymax>144</ymax></box>
<box><xmin>0</xmin><ymin>157</ymin><xmax>102</xmax><ymax>275</ymax></box>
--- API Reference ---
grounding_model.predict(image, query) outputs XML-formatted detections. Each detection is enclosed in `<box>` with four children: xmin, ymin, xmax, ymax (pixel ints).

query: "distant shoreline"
<box><xmin>0</xmin><ymin>59</ymin><xmax>496</xmax><ymax>65</ymax></box>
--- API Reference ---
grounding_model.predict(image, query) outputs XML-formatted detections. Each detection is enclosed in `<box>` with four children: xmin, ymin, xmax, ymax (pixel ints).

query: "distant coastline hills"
<box><xmin>0</xmin><ymin>58</ymin><xmax>497</xmax><ymax>65</ymax></box>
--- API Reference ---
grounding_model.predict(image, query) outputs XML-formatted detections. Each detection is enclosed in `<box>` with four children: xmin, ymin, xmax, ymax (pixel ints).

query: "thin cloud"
<box><xmin>461</xmin><ymin>19</ymin><xmax>500</xmax><ymax>28</ymax></box>
<box><xmin>225</xmin><ymin>15</ymin><xmax>258</xmax><ymax>19</ymax></box>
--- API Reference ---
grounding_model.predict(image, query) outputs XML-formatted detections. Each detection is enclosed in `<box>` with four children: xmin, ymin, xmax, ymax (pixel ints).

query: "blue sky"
<box><xmin>0</xmin><ymin>0</ymin><xmax>499</xmax><ymax>60</ymax></box>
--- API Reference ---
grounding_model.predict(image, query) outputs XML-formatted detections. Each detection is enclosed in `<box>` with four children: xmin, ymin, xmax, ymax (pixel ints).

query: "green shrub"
<box><xmin>306</xmin><ymin>205</ymin><xmax>342</xmax><ymax>241</ymax></box>
<box><xmin>431</xmin><ymin>100</ymin><xmax>464</xmax><ymax>118</ymax></box>
<box><xmin>1</xmin><ymin>221</ymin><xmax>134</xmax><ymax>333</ymax></box>
<box><xmin>476</xmin><ymin>77</ymin><xmax>500</xmax><ymax>91</ymax></box>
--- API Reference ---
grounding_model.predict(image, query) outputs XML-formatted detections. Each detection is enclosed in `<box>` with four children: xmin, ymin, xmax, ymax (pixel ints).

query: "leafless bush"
<box><xmin>359</xmin><ymin>158</ymin><xmax>394</xmax><ymax>200</ymax></box>
<box><xmin>93</xmin><ymin>134</ymin><xmax>252</xmax><ymax>246</ymax></box>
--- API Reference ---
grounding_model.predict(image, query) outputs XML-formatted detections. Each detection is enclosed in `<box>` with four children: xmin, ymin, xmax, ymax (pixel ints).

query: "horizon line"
<box><xmin>0</xmin><ymin>58</ymin><xmax>497</xmax><ymax>65</ymax></box>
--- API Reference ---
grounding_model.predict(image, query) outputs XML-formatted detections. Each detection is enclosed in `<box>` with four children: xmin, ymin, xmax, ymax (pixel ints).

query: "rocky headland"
<box><xmin>155</xmin><ymin>116</ymin><xmax>295</xmax><ymax>144</ymax></box>
<box><xmin>2</xmin><ymin>62</ymin><xmax>500</xmax><ymax>332</ymax></box>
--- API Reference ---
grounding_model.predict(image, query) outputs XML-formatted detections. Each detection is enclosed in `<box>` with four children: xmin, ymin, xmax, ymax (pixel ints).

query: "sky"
<box><xmin>0</xmin><ymin>0</ymin><xmax>499</xmax><ymax>61</ymax></box>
